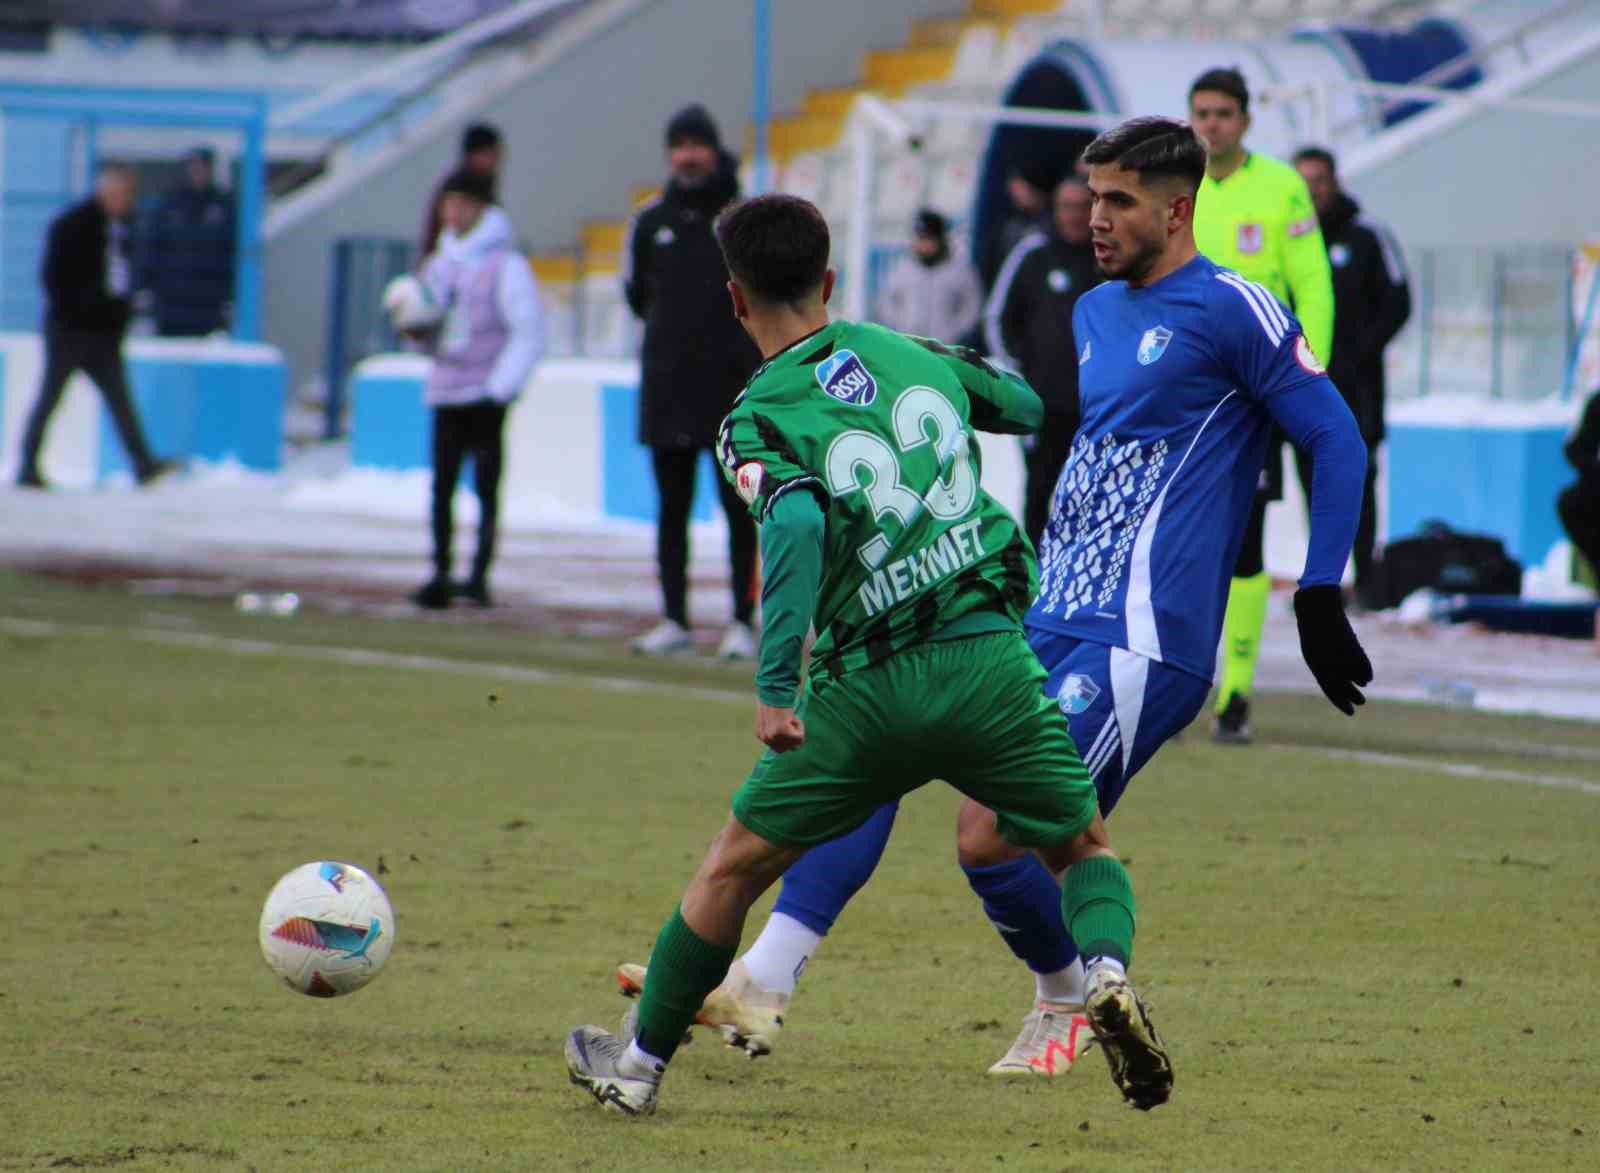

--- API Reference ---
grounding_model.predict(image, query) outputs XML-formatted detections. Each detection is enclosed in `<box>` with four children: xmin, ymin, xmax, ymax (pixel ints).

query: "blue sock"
<box><xmin>772</xmin><ymin>801</ymin><xmax>899</xmax><ymax>935</ymax></box>
<box><xmin>963</xmin><ymin>855</ymin><xmax>1077</xmax><ymax>974</ymax></box>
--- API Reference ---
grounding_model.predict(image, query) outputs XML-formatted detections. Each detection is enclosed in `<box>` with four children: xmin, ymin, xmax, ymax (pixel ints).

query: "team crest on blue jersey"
<box><xmin>1136</xmin><ymin>325</ymin><xmax>1173</xmax><ymax>366</ymax></box>
<box><xmin>815</xmin><ymin>349</ymin><xmax>877</xmax><ymax>405</ymax></box>
<box><xmin>1057</xmin><ymin>674</ymin><xmax>1102</xmax><ymax>716</ymax></box>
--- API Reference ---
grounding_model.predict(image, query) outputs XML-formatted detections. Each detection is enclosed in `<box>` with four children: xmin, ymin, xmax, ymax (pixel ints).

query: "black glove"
<box><xmin>1293</xmin><ymin>585</ymin><xmax>1373</xmax><ymax>716</ymax></box>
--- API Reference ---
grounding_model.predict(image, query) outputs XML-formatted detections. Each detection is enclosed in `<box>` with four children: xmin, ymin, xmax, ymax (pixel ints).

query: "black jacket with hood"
<box><xmin>982</xmin><ymin>227</ymin><xmax>1100</xmax><ymax>425</ymax></box>
<box><xmin>624</xmin><ymin>135</ymin><xmax>760</xmax><ymax>449</ymax></box>
<box><xmin>1320</xmin><ymin>191</ymin><xmax>1411</xmax><ymax>446</ymax></box>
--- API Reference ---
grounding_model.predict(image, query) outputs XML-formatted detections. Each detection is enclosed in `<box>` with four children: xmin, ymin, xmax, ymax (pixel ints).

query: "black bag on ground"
<box><xmin>1374</xmin><ymin>521</ymin><xmax>1523</xmax><ymax>608</ymax></box>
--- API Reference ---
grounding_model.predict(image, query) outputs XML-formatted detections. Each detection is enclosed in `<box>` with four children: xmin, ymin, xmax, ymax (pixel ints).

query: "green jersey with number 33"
<box><xmin>717</xmin><ymin>319</ymin><xmax>1040</xmax><ymax>683</ymax></box>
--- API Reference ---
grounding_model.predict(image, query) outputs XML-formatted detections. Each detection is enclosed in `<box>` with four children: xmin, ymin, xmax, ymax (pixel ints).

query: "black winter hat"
<box><xmin>665</xmin><ymin>104</ymin><xmax>721</xmax><ymax>149</ymax></box>
<box><xmin>440</xmin><ymin>167</ymin><xmax>496</xmax><ymax>204</ymax></box>
<box><xmin>913</xmin><ymin>208</ymin><xmax>948</xmax><ymax>241</ymax></box>
<box><xmin>462</xmin><ymin>122</ymin><xmax>502</xmax><ymax>155</ymax></box>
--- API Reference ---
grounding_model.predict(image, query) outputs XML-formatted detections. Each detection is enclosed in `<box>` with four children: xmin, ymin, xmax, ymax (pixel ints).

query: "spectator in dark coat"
<box><xmin>17</xmin><ymin>165</ymin><xmax>172</xmax><ymax>488</ymax></box>
<box><xmin>1558</xmin><ymin>386</ymin><xmax>1600</xmax><ymax>577</ymax></box>
<box><xmin>1293</xmin><ymin>147</ymin><xmax>1412</xmax><ymax>608</ymax></box>
<box><xmin>983</xmin><ymin>176</ymin><xmax>1100</xmax><ymax>546</ymax></box>
<box><xmin>420</xmin><ymin>123</ymin><xmax>504</xmax><ymax>261</ymax></box>
<box><xmin>623</xmin><ymin>103</ymin><xmax>761</xmax><ymax>659</ymax></box>
<box><xmin>974</xmin><ymin>162</ymin><xmax>1050</xmax><ymax>295</ymax></box>
<box><xmin>141</xmin><ymin>147</ymin><xmax>236</xmax><ymax>337</ymax></box>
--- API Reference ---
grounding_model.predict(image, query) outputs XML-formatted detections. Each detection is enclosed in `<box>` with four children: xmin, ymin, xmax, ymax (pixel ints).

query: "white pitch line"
<box><xmin>0</xmin><ymin>617</ymin><xmax>749</xmax><ymax>706</ymax></box>
<box><xmin>1315</xmin><ymin>747</ymin><xmax>1600</xmax><ymax>797</ymax></box>
<box><xmin>7</xmin><ymin>616</ymin><xmax>1599</xmax><ymax>795</ymax></box>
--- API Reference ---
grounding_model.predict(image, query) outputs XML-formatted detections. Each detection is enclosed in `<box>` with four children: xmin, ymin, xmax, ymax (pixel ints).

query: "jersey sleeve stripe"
<box><xmin>763</xmin><ymin>475</ymin><xmax>825</xmax><ymax>520</ymax></box>
<box><xmin>1363</xmin><ymin>218</ymin><xmax>1408</xmax><ymax>285</ymax></box>
<box><xmin>1257</xmin><ymin>279</ymin><xmax>1292</xmax><ymax>336</ymax></box>
<box><xmin>1219</xmin><ymin>271</ymin><xmax>1290</xmax><ymax>339</ymax></box>
<box><xmin>982</xmin><ymin>231</ymin><xmax>1046</xmax><ymax>361</ymax></box>
<box><xmin>1238</xmin><ymin>273</ymin><xmax>1292</xmax><ymax>336</ymax></box>
<box><xmin>1217</xmin><ymin>273</ymin><xmax>1285</xmax><ymax>346</ymax></box>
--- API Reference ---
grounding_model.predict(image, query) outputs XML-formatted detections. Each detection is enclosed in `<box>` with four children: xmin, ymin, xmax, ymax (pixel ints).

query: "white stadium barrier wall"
<box><xmin>348</xmin><ymin>353</ymin><xmax>1025</xmax><ymax>530</ymax></box>
<box><xmin>0</xmin><ymin>335</ymin><xmax>286</xmax><ymax>485</ymax></box>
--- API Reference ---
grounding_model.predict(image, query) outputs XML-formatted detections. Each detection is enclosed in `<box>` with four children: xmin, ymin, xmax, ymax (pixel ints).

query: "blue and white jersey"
<box><xmin>1027</xmin><ymin>253</ymin><xmax>1332</xmax><ymax>681</ymax></box>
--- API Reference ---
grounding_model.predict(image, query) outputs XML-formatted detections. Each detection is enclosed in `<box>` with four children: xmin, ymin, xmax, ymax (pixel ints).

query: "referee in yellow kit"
<box><xmin>1190</xmin><ymin>67</ymin><xmax>1335</xmax><ymax>744</ymax></box>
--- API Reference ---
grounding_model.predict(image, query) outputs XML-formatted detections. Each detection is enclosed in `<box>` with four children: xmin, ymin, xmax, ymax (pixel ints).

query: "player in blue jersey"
<box><xmin>617</xmin><ymin>116</ymin><xmax>1372</xmax><ymax>1099</ymax></box>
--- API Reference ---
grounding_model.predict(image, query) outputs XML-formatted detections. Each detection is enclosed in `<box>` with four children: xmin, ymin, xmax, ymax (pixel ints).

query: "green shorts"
<box><xmin>733</xmin><ymin>631</ymin><xmax>1097</xmax><ymax>850</ymax></box>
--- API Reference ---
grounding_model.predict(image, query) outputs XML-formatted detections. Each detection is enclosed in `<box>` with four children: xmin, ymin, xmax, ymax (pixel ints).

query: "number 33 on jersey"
<box><xmin>717</xmin><ymin>320</ymin><xmax>1044</xmax><ymax>681</ymax></box>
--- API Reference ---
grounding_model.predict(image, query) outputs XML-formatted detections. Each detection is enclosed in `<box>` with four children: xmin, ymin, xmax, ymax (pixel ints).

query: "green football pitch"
<box><xmin>2</xmin><ymin>570</ymin><xmax>1596</xmax><ymax>1172</ymax></box>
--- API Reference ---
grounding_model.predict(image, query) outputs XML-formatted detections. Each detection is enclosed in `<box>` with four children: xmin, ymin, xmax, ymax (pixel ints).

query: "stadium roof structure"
<box><xmin>2</xmin><ymin>0</ymin><xmax>579</xmax><ymax>41</ymax></box>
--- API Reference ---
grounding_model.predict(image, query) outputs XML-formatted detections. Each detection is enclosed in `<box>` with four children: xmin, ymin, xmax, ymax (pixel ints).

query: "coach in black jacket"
<box><xmin>1294</xmin><ymin>148</ymin><xmax>1411</xmax><ymax>606</ymax></box>
<box><xmin>982</xmin><ymin>176</ymin><xmax>1100</xmax><ymax>546</ymax></box>
<box><xmin>623</xmin><ymin>105</ymin><xmax>762</xmax><ymax>658</ymax></box>
<box><xmin>17</xmin><ymin>165</ymin><xmax>169</xmax><ymax>489</ymax></box>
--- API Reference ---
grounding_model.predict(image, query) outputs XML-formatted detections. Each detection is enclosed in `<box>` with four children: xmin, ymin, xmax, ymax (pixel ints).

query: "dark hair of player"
<box><xmin>715</xmin><ymin>194</ymin><xmax>831</xmax><ymax>306</ymax></box>
<box><xmin>1292</xmin><ymin>145</ymin><xmax>1338</xmax><ymax>175</ymax></box>
<box><xmin>1189</xmin><ymin>66</ymin><xmax>1250</xmax><ymax>114</ymax></box>
<box><xmin>1080</xmin><ymin>117</ymin><xmax>1207</xmax><ymax>195</ymax></box>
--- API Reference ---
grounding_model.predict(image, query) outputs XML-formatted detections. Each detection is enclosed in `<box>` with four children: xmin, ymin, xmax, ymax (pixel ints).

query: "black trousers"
<box><xmin>19</xmin><ymin>325</ymin><xmax>155</xmax><ymax>478</ymax></box>
<box><xmin>1558</xmin><ymin>482</ymin><xmax>1600</xmax><ymax>575</ymax></box>
<box><xmin>430</xmin><ymin>401</ymin><xmax>507</xmax><ymax>583</ymax></box>
<box><xmin>1295</xmin><ymin>447</ymin><xmax>1379</xmax><ymax>592</ymax></box>
<box><xmin>1022</xmin><ymin>413</ymin><xmax>1078</xmax><ymax>550</ymax></box>
<box><xmin>651</xmin><ymin>446</ymin><xmax>756</xmax><ymax>627</ymax></box>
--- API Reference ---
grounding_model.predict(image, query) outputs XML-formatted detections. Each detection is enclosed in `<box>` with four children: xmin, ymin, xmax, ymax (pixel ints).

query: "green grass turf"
<box><xmin>1</xmin><ymin>571</ymin><xmax>1597</xmax><ymax>1171</ymax></box>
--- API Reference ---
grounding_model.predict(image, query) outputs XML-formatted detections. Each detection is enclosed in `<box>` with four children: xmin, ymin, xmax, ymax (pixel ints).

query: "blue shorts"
<box><xmin>1024</xmin><ymin>629</ymin><xmax>1212</xmax><ymax>817</ymax></box>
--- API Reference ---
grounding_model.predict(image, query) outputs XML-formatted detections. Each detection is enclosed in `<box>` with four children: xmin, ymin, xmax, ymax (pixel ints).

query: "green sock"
<box><xmin>635</xmin><ymin>908</ymin><xmax>737</xmax><ymax>1065</ymax></box>
<box><xmin>1216</xmin><ymin>571</ymin><xmax>1270</xmax><ymax>713</ymax></box>
<box><xmin>1063</xmin><ymin>855</ymin><xmax>1136</xmax><ymax>968</ymax></box>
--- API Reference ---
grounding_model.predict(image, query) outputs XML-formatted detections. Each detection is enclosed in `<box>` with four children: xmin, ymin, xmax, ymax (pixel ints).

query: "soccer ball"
<box><xmin>380</xmin><ymin>274</ymin><xmax>441</xmax><ymax>331</ymax></box>
<box><xmin>258</xmin><ymin>861</ymin><xmax>395</xmax><ymax>997</ymax></box>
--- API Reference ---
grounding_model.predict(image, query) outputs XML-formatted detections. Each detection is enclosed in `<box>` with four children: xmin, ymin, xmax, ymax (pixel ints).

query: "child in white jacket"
<box><xmin>410</xmin><ymin>167</ymin><xmax>545</xmax><ymax>609</ymax></box>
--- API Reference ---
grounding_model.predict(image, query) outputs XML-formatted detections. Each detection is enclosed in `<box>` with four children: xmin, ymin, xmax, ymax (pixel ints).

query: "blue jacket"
<box><xmin>140</xmin><ymin>183</ymin><xmax>236</xmax><ymax>336</ymax></box>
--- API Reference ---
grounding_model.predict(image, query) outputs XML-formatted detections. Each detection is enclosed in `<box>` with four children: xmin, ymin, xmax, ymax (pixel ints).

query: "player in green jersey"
<box><xmin>565</xmin><ymin>194</ymin><xmax>1172</xmax><ymax>1116</ymax></box>
<box><xmin>1190</xmin><ymin>67</ymin><xmax>1336</xmax><ymax>744</ymax></box>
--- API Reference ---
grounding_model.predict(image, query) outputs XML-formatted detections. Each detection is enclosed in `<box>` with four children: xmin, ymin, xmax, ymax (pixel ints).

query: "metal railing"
<box><xmin>1390</xmin><ymin>244</ymin><xmax>1578</xmax><ymax>402</ymax></box>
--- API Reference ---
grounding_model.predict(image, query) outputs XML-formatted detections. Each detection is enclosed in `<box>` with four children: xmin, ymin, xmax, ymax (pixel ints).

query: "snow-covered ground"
<box><xmin>3</xmin><ymin>452</ymin><xmax>1597</xmax><ymax>721</ymax></box>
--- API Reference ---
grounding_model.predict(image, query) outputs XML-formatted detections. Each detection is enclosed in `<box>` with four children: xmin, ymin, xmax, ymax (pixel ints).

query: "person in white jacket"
<box><xmin>872</xmin><ymin>209</ymin><xmax>982</xmax><ymax>344</ymax></box>
<box><xmin>410</xmin><ymin>167</ymin><xmax>545</xmax><ymax>610</ymax></box>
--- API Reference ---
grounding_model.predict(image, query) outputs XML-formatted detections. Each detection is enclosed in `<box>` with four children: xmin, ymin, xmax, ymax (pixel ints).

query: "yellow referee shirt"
<box><xmin>1194</xmin><ymin>151</ymin><xmax>1334</xmax><ymax>365</ymax></box>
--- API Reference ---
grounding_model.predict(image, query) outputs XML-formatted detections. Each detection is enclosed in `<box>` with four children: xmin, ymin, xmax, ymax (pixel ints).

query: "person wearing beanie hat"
<box><xmin>139</xmin><ymin>142</ymin><xmax>236</xmax><ymax>337</ymax></box>
<box><xmin>664</xmin><ymin>104</ymin><xmax>721</xmax><ymax>151</ymax></box>
<box><xmin>419</xmin><ymin>120</ymin><xmax>507</xmax><ymax>259</ymax></box>
<box><xmin>408</xmin><ymin>165</ymin><xmax>546</xmax><ymax>610</ymax></box>
<box><xmin>873</xmin><ymin>207</ymin><xmax>982</xmax><ymax>345</ymax></box>
<box><xmin>623</xmin><ymin>104</ymin><xmax>761</xmax><ymax>659</ymax></box>
<box><xmin>982</xmin><ymin>175</ymin><xmax>1101</xmax><ymax>546</ymax></box>
<box><xmin>975</xmin><ymin>163</ymin><xmax>1051</xmax><ymax>296</ymax></box>
<box><xmin>438</xmin><ymin>166</ymin><xmax>497</xmax><ymax>206</ymax></box>
<box><xmin>462</xmin><ymin>122</ymin><xmax>503</xmax><ymax>164</ymax></box>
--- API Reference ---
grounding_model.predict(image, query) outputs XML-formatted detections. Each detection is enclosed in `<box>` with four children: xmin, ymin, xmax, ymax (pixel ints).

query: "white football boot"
<box><xmin>565</xmin><ymin>1025</ymin><xmax>661</xmax><ymax>1117</ymax></box>
<box><xmin>716</xmin><ymin>620</ymin><xmax>757</xmax><ymax>661</ymax></box>
<box><xmin>1082</xmin><ymin>963</ymin><xmax>1173</xmax><ymax>1110</ymax></box>
<box><xmin>986</xmin><ymin>999</ymin><xmax>1096</xmax><ymax>1077</ymax></box>
<box><xmin>617</xmin><ymin>959</ymin><xmax>787</xmax><ymax>1057</ymax></box>
<box><xmin>630</xmin><ymin>619</ymin><xmax>692</xmax><ymax>657</ymax></box>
